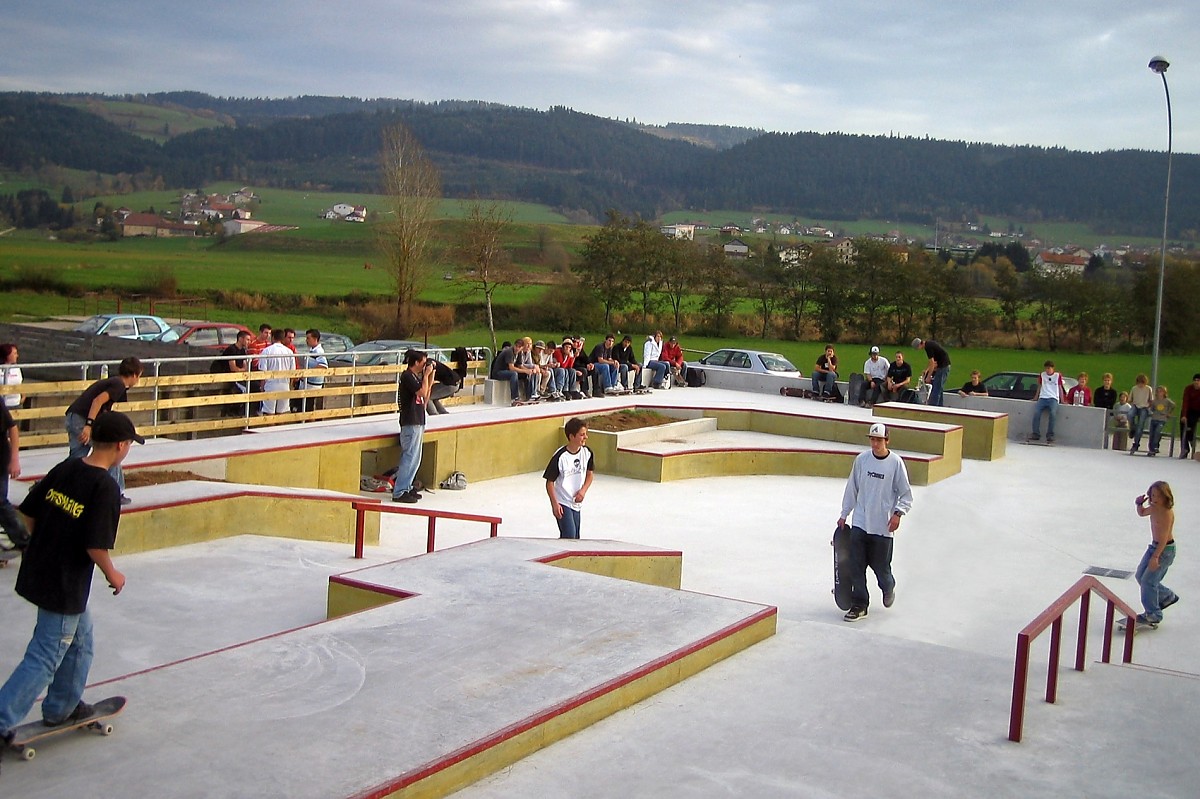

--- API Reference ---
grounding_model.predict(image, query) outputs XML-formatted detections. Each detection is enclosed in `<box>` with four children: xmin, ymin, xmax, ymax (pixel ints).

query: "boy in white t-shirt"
<box><xmin>1031</xmin><ymin>360</ymin><xmax>1065</xmax><ymax>443</ymax></box>
<box><xmin>543</xmin><ymin>417</ymin><xmax>594</xmax><ymax>539</ymax></box>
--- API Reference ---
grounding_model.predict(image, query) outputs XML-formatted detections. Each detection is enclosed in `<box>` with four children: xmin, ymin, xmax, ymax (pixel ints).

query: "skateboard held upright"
<box><xmin>832</xmin><ymin>523</ymin><xmax>854</xmax><ymax>611</ymax></box>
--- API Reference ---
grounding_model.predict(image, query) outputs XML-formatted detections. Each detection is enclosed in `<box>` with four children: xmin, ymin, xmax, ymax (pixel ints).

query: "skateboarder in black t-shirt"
<box><xmin>0</xmin><ymin>412</ymin><xmax>143</xmax><ymax>749</ymax></box>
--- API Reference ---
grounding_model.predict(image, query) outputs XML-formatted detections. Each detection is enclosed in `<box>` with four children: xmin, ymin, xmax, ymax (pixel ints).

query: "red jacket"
<box><xmin>661</xmin><ymin>340</ymin><xmax>684</xmax><ymax>367</ymax></box>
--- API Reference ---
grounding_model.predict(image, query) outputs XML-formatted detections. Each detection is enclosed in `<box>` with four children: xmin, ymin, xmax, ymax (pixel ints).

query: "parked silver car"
<box><xmin>686</xmin><ymin>348</ymin><xmax>802</xmax><ymax>379</ymax></box>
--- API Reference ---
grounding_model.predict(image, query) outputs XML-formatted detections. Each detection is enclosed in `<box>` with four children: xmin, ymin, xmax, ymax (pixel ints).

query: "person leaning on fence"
<box><xmin>298</xmin><ymin>329</ymin><xmax>328</xmax><ymax>413</ymax></box>
<box><xmin>215</xmin><ymin>330</ymin><xmax>251</xmax><ymax>416</ymax></box>
<box><xmin>426</xmin><ymin>359</ymin><xmax>462</xmax><ymax>415</ymax></box>
<box><xmin>1</xmin><ymin>343</ymin><xmax>23</xmax><ymax>410</ymax></box>
<box><xmin>64</xmin><ymin>357</ymin><xmax>142</xmax><ymax>505</ymax></box>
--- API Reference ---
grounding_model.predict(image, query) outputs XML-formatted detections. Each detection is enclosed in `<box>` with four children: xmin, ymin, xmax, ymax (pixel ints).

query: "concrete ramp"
<box><xmin>1</xmin><ymin>538</ymin><xmax>775</xmax><ymax>798</ymax></box>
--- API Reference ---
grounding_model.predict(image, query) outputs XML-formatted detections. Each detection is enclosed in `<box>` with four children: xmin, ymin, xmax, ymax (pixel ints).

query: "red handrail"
<box><xmin>351</xmin><ymin>501</ymin><xmax>501</xmax><ymax>558</ymax></box>
<box><xmin>1009</xmin><ymin>576</ymin><xmax>1139</xmax><ymax>742</ymax></box>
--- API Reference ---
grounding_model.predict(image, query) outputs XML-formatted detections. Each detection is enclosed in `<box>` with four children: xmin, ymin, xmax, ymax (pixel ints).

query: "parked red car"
<box><xmin>155</xmin><ymin>322</ymin><xmax>253</xmax><ymax>352</ymax></box>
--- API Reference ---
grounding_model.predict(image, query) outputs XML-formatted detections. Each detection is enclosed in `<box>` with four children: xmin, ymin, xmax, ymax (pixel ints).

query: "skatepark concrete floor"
<box><xmin>1</xmin><ymin>387</ymin><xmax>1198</xmax><ymax>798</ymax></box>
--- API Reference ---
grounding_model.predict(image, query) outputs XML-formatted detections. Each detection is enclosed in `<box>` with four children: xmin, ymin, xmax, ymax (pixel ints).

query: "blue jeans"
<box><xmin>65</xmin><ymin>412</ymin><xmax>124</xmax><ymax>494</ymax></box>
<box><xmin>594</xmin><ymin>364</ymin><xmax>616</xmax><ymax>391</ymax></box>
<box><xmin>556</xmin><ymin>507</ymin><xmax>581</xmax><ymax>539</ymax></box>
<box><xmin>929</xmin><ymin>366</ymin><xmax>949</xmax><ymax>406</ymax></box>
<box><xmin>0</xmin><ymin>607</ymin><xmax>94</xmax><ymax>731</ymax></box>
<box><xmin>494</xmin><ymin>369</ymin><xmax>520</xmax><ymax>401</ymax></box>
<box><xmin>391</xmin><ymin>424</ymin><xmax>425</xmax><ymax>498</ymax></box>
<box><xmin>1032</xmin><ymin>398</ymin><xmax>1059</xmax><ymax>437</ymax></box>
<box><xmin>1136</xmin><ymin>542</ymin><xmax>1177</xmax><ymax>622</ymax></box>
<box><xmin>1130</xmin><ymin>407</ymin><xmax>1151</xmax><ymax>449</ymax></box>
<box><xmin>645</xmin><ymin>360</ymin><xmax>669</xmax><ymax>388</ymax></box>
<box><xmin>847</xmin><ymin>526</ymin><xmax>894</xmax><ymax>608</ymax></box>
<box><xmin>811</xmin><ymin>371</ymin><xmax>838</xmax><ymax>396</ymax></box>
<box><xmin>1148</xmin><ymin>419</ymin><xmax>1167</xmax><ymax>453</ymax></box>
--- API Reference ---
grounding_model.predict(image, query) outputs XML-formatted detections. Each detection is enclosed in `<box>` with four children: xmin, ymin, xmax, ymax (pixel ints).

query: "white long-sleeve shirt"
<box><xmin>840</xmin><ymin>449</ymin><xmax>913</xmax><ymax>538</ymax></box>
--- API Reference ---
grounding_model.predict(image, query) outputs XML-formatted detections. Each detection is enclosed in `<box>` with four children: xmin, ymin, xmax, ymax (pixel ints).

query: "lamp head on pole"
<box><xmin>1149</xmin><ymin>56</ymin><xmax>1170</xmax><ymax>75</ymax></box>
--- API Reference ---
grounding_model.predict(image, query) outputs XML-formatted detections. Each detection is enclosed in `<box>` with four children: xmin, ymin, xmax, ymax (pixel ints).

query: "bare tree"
<box><xmin>377</xmin><ymin>123</ymin><xmax>441</xmax><ymax>336</ymax></box>
<box><xmin>459</xmin><ymin>198</ymin><xmax>516</xmax><ymax>353</ymax></box>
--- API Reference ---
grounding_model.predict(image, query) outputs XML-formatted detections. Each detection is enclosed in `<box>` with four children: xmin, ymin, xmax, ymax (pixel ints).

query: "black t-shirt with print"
<box><xmin>17</xmin><ymin>458</ymin><xmax>121</xmax><ymax>614</ymax></box>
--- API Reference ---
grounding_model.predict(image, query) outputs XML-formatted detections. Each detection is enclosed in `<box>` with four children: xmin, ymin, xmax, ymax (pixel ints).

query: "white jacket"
<box><xmin>643</xmin><ymin>336</ymin><xmax>662</xmax><ymax>364</ymax></box>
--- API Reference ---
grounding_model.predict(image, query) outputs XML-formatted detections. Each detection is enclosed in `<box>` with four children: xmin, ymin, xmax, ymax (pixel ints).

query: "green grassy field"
<box><xmin>58</xmin><ymin>98</ymin><xmax>229</xmax><ymax>143</ymax></box>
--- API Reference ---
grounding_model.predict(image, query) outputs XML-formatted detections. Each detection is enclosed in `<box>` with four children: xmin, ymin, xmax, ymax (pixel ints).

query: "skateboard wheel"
<box><xmin>21</xmin><ymin>746</ymin><xmax>35</xmax><ymax>760</ymax></box>
<box><xmin>100</xmin><ymin>723</ymin><xmax>114</xmax><ymax>736</ymax></box>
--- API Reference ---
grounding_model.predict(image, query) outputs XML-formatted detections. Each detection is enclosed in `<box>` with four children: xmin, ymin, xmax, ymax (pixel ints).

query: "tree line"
<box><xmin>3</xmin><ymin>92</ymin><xmax>1198</xmax><ymax>236</ymax></box>
<box><xmin>573</xmin><ymin>214</ymin><xmax>1199</xmax><ymax>354</ymax></box>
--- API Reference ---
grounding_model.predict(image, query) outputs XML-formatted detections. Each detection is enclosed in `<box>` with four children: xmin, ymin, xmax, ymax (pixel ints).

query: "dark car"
<box><xmin>156</xmin><ymin>322</ymin><xmax>253</xmax><ymax>352</ymax></box>
<box><xmin>979</xmin><ymin>371</ymin><xmax>1078</xmax><ymax>400</ymax></box>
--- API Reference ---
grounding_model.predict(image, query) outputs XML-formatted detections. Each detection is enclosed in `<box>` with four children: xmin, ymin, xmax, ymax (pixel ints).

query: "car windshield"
<box><xmin>75</xmin><ymin>316</ymin><xmax>108</xmax><ymax>335</ymax></box>
<box><xmin>702</xmin><ymin>350</ymin><xmax>732</xmax><ymax>367</ymax></box>
<box><xmin>158</xmin><ymin>325</ymin><xmax>186</xmax><ymax>343</ymax></box>
<box><xmin>758</xmin><ymin>353</ymin><xmax>798</xmax><ymax>372</ymax></box>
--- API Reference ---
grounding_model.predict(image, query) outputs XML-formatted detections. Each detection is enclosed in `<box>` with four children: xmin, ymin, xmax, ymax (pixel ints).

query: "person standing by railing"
<box><xmin>64</xmin><ymin>357</ymin><xmax>142</xmax><ymax>505</ymax></box>
<box><xmin>0</xmin><ymin>343</ymin><xmax>22</xmax><ymax>410</ymax></box>
<box><xmin>257</xmin><ymin>329</ymin><xmax>294</xmax><ymax>416</ymax></box>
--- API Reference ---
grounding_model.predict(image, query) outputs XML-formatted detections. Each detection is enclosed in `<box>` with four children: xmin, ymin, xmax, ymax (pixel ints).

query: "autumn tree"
<box><xmin>459</xmin><ymin>198</ymin><xmax>516</xmax><ymax>353</ymax></box>
<box><xmin>377</xmin><ymin>123</ymin><xmax>441</xmax><ymax>336</ymax></box>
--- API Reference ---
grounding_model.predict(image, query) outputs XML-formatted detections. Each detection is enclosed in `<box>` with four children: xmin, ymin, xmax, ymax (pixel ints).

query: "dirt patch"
<box><xmin>585</xmin><ymin>410</ymin><xmax>676</xmax><ymax>432</ymax></box>
<box><xmin>123</xmin><ymin>470</ymin><xmax>222</xmax><ymax>488</ymax></box>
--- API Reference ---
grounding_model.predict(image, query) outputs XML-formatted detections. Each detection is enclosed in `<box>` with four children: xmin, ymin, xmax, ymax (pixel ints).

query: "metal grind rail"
<box><xmin>1009</xmin><ymin>575</ymin><xmax>1139</xmax><ymax>742</ymax></box>
<box><xmin>352</xmin><ymin>501</ymin><xmax>502</xmax><ymax>558</ymax></box>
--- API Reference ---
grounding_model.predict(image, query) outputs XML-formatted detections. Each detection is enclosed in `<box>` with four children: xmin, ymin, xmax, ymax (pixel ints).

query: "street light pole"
<box><xmin>1149</xmin><ymin>55</ymin><xmax>1172</xmax><ymax>390</ymax></box>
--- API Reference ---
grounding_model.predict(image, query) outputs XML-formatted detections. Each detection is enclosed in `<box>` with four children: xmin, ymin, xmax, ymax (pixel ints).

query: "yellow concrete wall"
<box><xmin>113</xmin><ymin>491</ymin><xmax>379</xmax><ymax>555</ymax></box>
<box><xmin>387</xmin><ymin>609</ymin><xmax>776</xmax><ymax>799</ymax></box>
<box><xmin>874</xmin><ymin>405</ymin><xmax>1008</xmax><ymax>460</ymax></box>
<box><xmin>326</xmin><ymin>580</ymin><xmax>408</xmax><ymax>619</ymax></box>
<box><xmin>545</xmin><ymin>554</ymin><xmax>683</xmax><ymax>589</ymax></box>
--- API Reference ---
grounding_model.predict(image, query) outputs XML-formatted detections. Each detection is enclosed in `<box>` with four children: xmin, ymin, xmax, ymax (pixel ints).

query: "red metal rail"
<box><xmin>1009</xmin><ymin>576</ymin><xmax>1139</xmax><ymax>742</ymax></box>
<box><xmin>351</xmin><ymin>501</ymin><xmax>501</xmax><ymax>558</ymax></box>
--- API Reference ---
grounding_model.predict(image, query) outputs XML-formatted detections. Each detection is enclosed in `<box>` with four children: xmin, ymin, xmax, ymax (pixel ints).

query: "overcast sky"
<box><xmin>2</xmin><ymin>1</ymin><xmax>1196</xmax><ymax>154</ymax></box>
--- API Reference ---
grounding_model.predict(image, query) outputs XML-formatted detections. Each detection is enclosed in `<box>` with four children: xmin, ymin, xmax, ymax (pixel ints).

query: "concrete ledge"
<box><xmin>944</xmin><ymin>394</ymin><xmax>1106</xmax><ymax>448</ymax></box>
<box><xmin>114</xmin><ymin>482</ymin><xmax>381</xmax><ymax>555</ymax></box>
<box><xmin>873</xmin><ymin>402</ymin><xmax>1008</xmax><ymax>460</ymax></box>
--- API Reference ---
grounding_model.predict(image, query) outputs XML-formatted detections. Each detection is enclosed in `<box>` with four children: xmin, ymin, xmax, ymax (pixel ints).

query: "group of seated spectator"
<box><xmin>490</xmin><ymin>332</ymin><xmax>684</xmax><ymax>403</ymax></box>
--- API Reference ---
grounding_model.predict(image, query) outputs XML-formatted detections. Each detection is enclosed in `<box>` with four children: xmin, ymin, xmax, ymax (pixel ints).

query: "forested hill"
<box><xmin>1</xmin><ymin>91</ymin><xmax>1196</xmax><ymax>237</ymax></box>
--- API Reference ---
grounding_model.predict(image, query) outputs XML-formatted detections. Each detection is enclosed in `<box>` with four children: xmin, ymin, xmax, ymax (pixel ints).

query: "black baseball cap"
<box><xmin>91</xmin><ymin>411</ymin><xmax>145</xmax><ymax>444</ymax></box>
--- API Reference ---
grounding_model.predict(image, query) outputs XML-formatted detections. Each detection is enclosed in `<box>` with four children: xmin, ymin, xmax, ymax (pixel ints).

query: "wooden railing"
<box><xmin>0</xmin><ymin>348</ymin><xmax>490</xmax><ymax>448</ymax></box>
<box><xmin>351</xmin><ymin>501</ymin><xmax>501</xmax><ymax>558</ymax></box>
<box><xmin>1009</xmin><ymin>576</ymin><xmax>1139</xmax><ymax>742</ymax></box>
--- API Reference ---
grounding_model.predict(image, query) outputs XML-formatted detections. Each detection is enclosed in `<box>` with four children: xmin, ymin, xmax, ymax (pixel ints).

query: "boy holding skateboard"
<box><xmin>0</xmin><ymin>411</ymin><xmax>141</xmax><ymax>748</ymax></box>
<box><xmin>837</xmin><ymin>423</ymin><xmax>913</xmax><ymax>622</ymax></box>
<box><xmin>544</xmin><ymin>417</ymin><xmax>594</xmax><ymax>539</ymax></box>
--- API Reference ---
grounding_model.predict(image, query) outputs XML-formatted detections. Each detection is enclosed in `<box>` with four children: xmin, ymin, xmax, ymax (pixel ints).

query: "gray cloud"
<box><xmin>0</xmin><ymin>0</ymin><xmax>1195</xmax><ymax>152</ymax></box>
